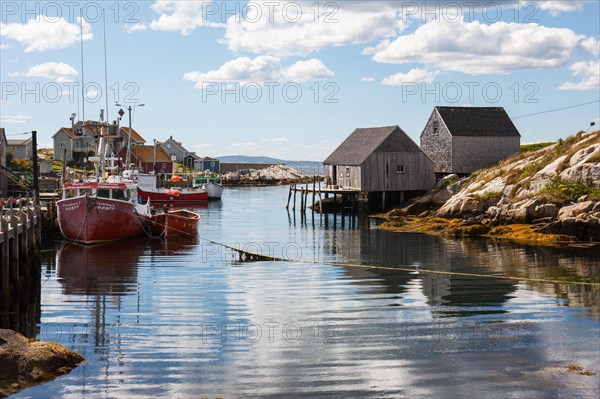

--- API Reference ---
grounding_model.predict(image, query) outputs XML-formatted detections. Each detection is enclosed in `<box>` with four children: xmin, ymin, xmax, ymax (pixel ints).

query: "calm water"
<box><xmin>10</xmin><ymin>186</ymin><xmax>600</xmax><ymax>398</ymax></box>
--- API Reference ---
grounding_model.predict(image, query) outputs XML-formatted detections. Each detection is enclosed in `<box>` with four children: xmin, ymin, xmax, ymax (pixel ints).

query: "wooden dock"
<box><xmin>0</xmin><ymin>198</ymin><xmax>42</xmax><ymax>303</ymax></box>
<box><xmin>286</xmin><ymin>177</ymin><xmax>360</xmax><ymax>215</ymax></box>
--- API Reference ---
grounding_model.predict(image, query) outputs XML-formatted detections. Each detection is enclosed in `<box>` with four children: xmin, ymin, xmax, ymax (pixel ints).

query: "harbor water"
<box><xmin>11</xmin><ymin>186</ymin><xmax>600</xmax><ymax>398</ymax></box>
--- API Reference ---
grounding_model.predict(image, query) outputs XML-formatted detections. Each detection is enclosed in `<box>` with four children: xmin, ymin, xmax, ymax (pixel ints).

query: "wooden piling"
<box><xmin>286</xmin><ymin>185</ymin><xmax>292</xmax><ymax>209</ymax></box>
<box><xmin>1</xmin><ymin>205</ymin><xmax>8</xmax><ymax>299</ymax></box>
<box><xmin>292</xmin><ymin>184</ymin><xmax>297</xmax><ymax>211</ymax></box>
<box><xmin>311</xmin><ymin>177</ymin><xmax>316</xmax><ymax>214</ymax></box>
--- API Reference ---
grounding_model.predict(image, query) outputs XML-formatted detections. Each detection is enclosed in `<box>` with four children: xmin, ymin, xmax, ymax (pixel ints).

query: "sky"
<box><xmin>1</xmin><ymin>0</ymin><xmax>599</xmax><ymax>161</ymax></box>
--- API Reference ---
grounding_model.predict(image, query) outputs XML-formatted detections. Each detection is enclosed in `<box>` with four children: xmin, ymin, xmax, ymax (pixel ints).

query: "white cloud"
<box><xmin>183</xmin><ymin>56</ymin><xmax>333</xmax><ymax>89</ymax></box>
<box><xmin>361</xmin><ymin>77</ymin><xmax>375</xmax><ymax>83</ymax></box>
<box><xmin>281</xmin><ymin>59</ymin><xmax>334</xmax><ymax>81</ymax></box>
<box><xmin>0</xmin><ymin>17</ymin><xmax>92</xmax><ymax>52</ymax></box>
<box><xmin>558</xmin><ymin>60</ymin><xmax>600</xmax><ymax>91</ymax></box>
<box><xmin>223</xmin><ymin>1</ymin><xmax>405</xmax><ymax>56</ymax></box>
<box><xmin>1</xmin><ymin>115</ymin><xmax>31</xmax><ymax>124</ymax></box>
<box><xmin>149</xmin><ymin>0</ymin><xmax>224</xmax><ymax>35</ymax></box>
<box><xmin>25</xmin><ymin>62</ymin><xmax>78</xmax><ymax>83</ymax></box>
<box><xmin>126</xmin><ymin>23</ymin><xmax>147</xmax><ymax>33</ymax></box>
<box><xmin>381</xmin><ymin>68</ymin><xmax>439</xmax><ymax>85</ymax></box>
<box><xmin>0</xmin><ymin>43</ymin><xmax>12</xmax><ymax>49</ymax></box>
<box><xmin>536</xmin><ymin>1</ymin><xmax>586</xmax><ymax>15</ymax></box>
<box><xmin>262</xmin><ymin>138</ymin><xmax>288</xmax><ymax>144</ymax></box>
<box><xmin>364</xmin><ymin>19</ymin><xmax>586</xmax><ymax>75</ymax></box>
<box><xmin>580</xmin><ymin>37</ymin><xmax>600</xmax><ymax>56</ymax></box>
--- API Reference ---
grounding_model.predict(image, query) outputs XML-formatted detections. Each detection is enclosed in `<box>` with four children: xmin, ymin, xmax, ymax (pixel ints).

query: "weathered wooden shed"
<box><xmin>323</xmin><ymin>125</ymin><xmax>435</xmax><ymax>200</ymax></box>
<box><xmin>420</xmin><ymin>106</ymin><xmax>521</xmax><ymax>176</ymax></box>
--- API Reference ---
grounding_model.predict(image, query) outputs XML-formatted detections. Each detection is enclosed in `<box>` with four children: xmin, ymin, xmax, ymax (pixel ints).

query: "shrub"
<box><xmin>539</xmin><ymin>178</ymin><xmax>595</xmax><ymax>204</ymax></box>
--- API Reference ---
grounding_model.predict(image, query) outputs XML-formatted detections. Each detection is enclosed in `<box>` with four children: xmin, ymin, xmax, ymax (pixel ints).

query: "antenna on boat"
<box><xmin>102</xmin><ymin>8</ymin><xmax>110</xmax><ymax>135</ymax></box>
<box><xmin>79</xmin><ymin>8</ymin><xmax>86</xmax><ymax>123</ymax></box>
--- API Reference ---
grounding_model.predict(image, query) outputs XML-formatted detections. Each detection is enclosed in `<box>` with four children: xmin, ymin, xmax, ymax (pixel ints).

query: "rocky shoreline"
<box><xmin>376</xmin><ymin>130</ymin><xmax>600</xmax><ymax>246</ymax></box>
<box><xmin>221</xmin><ymin>164</ymin><xmax>314</xmax><ymax>186</ymax></box>
<box><xmin>0</xmin><ymin>329</ymin><xmax>84</xmax><ymax>397</ymax></box>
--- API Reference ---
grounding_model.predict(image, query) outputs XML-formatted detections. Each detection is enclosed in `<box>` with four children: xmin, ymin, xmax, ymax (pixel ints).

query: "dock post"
<box><xmin>292</xmin><ymin>184</ymin><xmax>297</xmax><ymax>211</ymax></box>
<box><xmin>311</xmin><ymin>177</ymin><xmax>316</xmax><ymax>213</ymax></box>
<box><xmin>300</xmin><ymin>187</ymin><xmax>305</xmax><ymax>212</ymax></box>
<box><xmin>304</xmin><ymin>183</ymin><xmax>309</xmax><ymax>213</ymax></box>
<box><xmin>286</xmin><ymin>185</ymin><xmax>292</xmax><ymax>209</ymax></box>
<box><xmin>1</xmin><ymin>205</ymin><xmax>8</xmax><ymax>300</ymax></box>
<box><xmin>381</xmin><ymin>191</ymin><xmax>386</xmax><ymax>211</ymax></box>
<box><xmin>9</xmin><ymin>201</ymin><xmax>19</xmax><ymax>292</ymax></box>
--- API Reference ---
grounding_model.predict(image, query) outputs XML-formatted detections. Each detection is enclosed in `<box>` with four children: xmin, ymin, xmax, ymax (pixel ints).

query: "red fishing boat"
<box><xmin>144</xmin><ymin>209</ymin><xmax>199</xmax><ymax>238</ymax></box>
<box><xmin>137</xmin><ymin>174</ymin><xmax>209</xmax><ymax>203</ymax></box>
<box><xmin>57</xmin><ymin>180</ymin><xmax>146</xmax><ymax>244</ymax></box>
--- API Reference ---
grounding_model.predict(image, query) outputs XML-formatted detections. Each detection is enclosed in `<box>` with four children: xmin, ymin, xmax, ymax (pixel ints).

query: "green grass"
<box><xmin>472</xmin><ymin>191</ymin><xmax>503</xmax><ymax>204</ymax></box>
<box><xmin>520</xmin><ymin>142</ymin><xmax>555</xmax><ymax>152</ymax></box>
<box><xmin>539</xmin><ymin>178</ymin><xmax>600</xmax><ymax>204</ymax></box>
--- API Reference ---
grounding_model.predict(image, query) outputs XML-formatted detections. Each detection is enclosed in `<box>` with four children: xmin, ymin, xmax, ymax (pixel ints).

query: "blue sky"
<box><xmin>1</xmin><ymin>0</ymin><xmax>599</xmax><ymax>161</ymax></box>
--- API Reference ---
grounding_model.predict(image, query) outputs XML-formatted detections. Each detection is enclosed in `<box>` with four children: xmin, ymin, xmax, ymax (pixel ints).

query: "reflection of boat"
<box><xmin>137</xmin><ymin>174</ymin><xmax>208</xmax><ymax>203</ymax></box>
<box><xmin>193</xmin><ymin>174</ymin><xmax>224</xmax><ymax>201</ymax></box>
<box><xmin>144</xmin><ymin>209</ymin><xmax>199</xmax><ymax>238</ymax></box>
<box><xmin>57</xmin><ymin>240</ymin><xmax>142</xmax><ymax>296</ymax></box>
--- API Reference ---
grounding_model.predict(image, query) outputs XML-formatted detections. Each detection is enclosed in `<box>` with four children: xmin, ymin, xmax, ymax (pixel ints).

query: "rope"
<box><xmin>192</xmin><ymin>236</ymin><xmax>600</xmax><ymax>287</ymax></box>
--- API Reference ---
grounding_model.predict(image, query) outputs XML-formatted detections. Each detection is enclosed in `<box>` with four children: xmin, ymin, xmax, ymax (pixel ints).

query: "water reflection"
<box><xmin>57</xmin><ymin>240</ymin><xmax>142</xmax><ymax>296</ymax></box>
<box><xmin>14</xmin><ymin>187</ymin><xmax>599</xmax><ymax>398</ymax></box>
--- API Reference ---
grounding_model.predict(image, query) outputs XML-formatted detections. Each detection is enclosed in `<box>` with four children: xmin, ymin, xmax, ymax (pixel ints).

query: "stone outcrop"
<box><xmin>391</xmin><ymin>130</ymin><xmax>600</xmax><ymax>243</ymax></box>
<box><xmin>0</xmin><ymin>329</ymin><xmax>84</xmax><ymax>397</ymax></box>
<box><xmin>221</xmin><ymin>164</ymin><xmax>310</xmax><ymax>185</ymax></box>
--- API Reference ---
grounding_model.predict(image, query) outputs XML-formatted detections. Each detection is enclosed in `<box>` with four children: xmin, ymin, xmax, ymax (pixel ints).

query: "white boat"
<box><xmin>192</xmin><ymin>174</ymin><xmax>224</xmax><ymax>201</ymax></box>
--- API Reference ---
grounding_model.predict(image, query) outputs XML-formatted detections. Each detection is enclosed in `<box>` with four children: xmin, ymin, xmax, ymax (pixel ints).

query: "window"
<box><xmin>396</xmin><ymin>164</ymin><xmax>405</xmax><ymax>174</ymax></box>
<box><xmin>97</xmin><ymin>189</ymin><xmax>110</xmax><ymax>198</ymax></box>
<box><xmin>60</xmin><ymin>142</ymin><xmax>66</xmax><ymax>148</ymax></box>
<box><xmin>433</xmin><ymin>120</ymin><xmax>439</xmax><ymax>135</ymax></box>
<box><xmin>112</xmin><ymin>189</ymin><xmax>128</xmax><ymax>200</ymax></box>
<box><xmin>346</xmin><ymin>167</ymin><xmax>350</xmax><ymax>177</ymax></box>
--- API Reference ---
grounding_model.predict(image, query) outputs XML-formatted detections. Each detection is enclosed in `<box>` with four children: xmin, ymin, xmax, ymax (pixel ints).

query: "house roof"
<box><xmin>435</xmin><ymin>106</ymin><xmax>521</xmax><ymax>137</ymax></box>
<box><xmin>120</xmin><ymin>127</ymin><xmax>146</xmax><ymax>143</ymax></box>
<box><xmin>52</xmin><ymin>125</ymin><xmax>100</xmax><ymax>139</ymax></box>
<box><xmin>198</xmin><ymin>156</ymin><xmax>219</xmax><ymax>162</ymax></box>
<box><xmin>161</xmin><ymin>137</ymin><xmax>189</xmax><ymax>152</ymax></box>
<box><xmin>7</xmin><ymin>138</ymin><xmax>32</xmax><ymax>146</ymax></box>
<box><xmin>324</xmin><ymin>125</ymin><xmax>421</xmax><ymax>165</ymax></box>
<box><xmin>131</xmin><ymin>145</ymin><xmax>171</xmax><ymax>163</ymax></box>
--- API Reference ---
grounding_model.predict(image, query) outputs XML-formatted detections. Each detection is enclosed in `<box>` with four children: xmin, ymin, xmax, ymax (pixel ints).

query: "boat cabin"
<box><xmin>62</xmin><ymin>182</ymin><xmax>136</xmax><ymax>202</ymax></box>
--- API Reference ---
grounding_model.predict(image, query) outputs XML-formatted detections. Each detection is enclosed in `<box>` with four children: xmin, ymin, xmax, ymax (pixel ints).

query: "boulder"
<box><xmin>402</xmin><ymin>194</ymin><xmax>434</xmax><ymax>215</ymax></box>
<box><xmin>0</xmin><ymin>329</ymin><xmax>84</xmax><ymax>397</ymax></box>
<box><xmin>458</xmin><ymin>197</ymin><xmax>484</xmax><ymax>215</ymax></box>
<box><xmin>558</xmin><ymin>201</ymin><xmax>595</xmax><ymax>220</ymax></box>
<box><xmin>432</xmin><ymin>186</ymin><xmax>453</xmax><ymax>206</ymax></box>
<box><xmin>533</xmin><ymin>204</ymin><xmax>558</xmax><ymax>220</ymax></box>
<box><xmin>435</xmin><ymin>174</ymin><xmax>459</xmax><ymax>190</ymax></box>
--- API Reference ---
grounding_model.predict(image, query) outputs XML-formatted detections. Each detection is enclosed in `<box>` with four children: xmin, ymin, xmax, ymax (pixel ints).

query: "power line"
<box><xmin>512</xmin><ymin>100</ymin><xmax>600</xmax><ymax>120</ymax></box>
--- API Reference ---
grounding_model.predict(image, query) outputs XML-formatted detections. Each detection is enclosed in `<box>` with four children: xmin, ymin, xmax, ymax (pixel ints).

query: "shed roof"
<box><xmin>324</xmin><ymin>125</ymin><xmax>421</xmax><ymax>165</ymax></box>
<box><xmin>131</xmin><ymin>145</ymin><xmax>171</xmax><ymax>163</ymax></box>
<box><xmin>7</xmin><ymin>138</ymin><xmax>32</xmax><ymax>146</ymax></box>
<box><xmin>435</xmin><ymin>106</ymin><xmax>520</xmax><ymax>137</ymax></box>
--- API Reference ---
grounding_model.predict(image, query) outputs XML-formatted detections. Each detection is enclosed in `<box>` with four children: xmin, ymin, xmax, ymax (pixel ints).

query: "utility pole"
<box><xmin>31</xmin><ymin>131</ymin><xmax>39</xmax><ymax>204</ymax></box>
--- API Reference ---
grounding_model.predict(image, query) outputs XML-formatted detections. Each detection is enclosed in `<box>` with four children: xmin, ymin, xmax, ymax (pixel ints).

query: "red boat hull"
<box><xmin>137</xmin><ymin>187</ymin><xmax>208</xmax><ymax>203</ymax></box>
<box><xmin>145</xmin><ymin>210</ymin><xmax>199</xmax><ymax>237</ymax></box>
<box><xmin>57</xmin><ymin>196</ymin><xmax>145</xmax><ymax>244</ymax></box>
